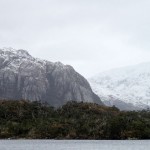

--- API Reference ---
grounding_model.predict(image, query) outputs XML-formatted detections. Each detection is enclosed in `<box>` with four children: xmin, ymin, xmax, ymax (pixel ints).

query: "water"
<box><xmin>0</xmin><ymin>140</ymin><xmax>149</xmax><ymax>150</ymax></box>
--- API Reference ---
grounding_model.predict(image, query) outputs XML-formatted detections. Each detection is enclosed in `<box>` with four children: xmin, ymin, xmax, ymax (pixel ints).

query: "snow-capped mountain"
<box><xmin>0</xmin><ymin>47</ymin><xmax>102</xmax><ymax>107</ymax></box>
<box><xmin>89</xmin><ymin>63</ymin><xmax>150</xmax><ymax>110</ymax></box>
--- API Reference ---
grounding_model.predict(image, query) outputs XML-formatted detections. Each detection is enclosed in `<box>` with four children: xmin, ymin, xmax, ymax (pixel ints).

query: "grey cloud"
<box><xmin>1</xmin><ymin>0</ymin><xmax>150</xmax><ymax>77</ymax></box>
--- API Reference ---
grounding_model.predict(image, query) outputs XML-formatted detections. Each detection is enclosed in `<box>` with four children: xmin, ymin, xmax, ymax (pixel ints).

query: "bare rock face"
<box><xmin>0</xmin><ymin>48</ymin><xmax>102</xmax><ymax>107</ymax></box>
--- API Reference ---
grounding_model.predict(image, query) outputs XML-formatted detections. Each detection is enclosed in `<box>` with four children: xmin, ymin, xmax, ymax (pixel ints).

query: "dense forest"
<box><xmin>0</xmin><ymin>100</ymin><xmax>150</xmax><ymax>139</ymax></box>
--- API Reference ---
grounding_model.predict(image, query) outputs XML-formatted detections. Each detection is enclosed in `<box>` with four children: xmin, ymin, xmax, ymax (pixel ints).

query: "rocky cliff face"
<box><xmin>0</xmin><ymin>48</ymin><xmax>102</xmax><ymax>107</ymax></box>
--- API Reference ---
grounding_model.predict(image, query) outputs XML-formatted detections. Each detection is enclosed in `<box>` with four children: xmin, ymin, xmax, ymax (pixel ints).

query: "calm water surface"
<box><xmin>0</xmin><ymin>140</ymin><xmax>149</xmax><ymax>150</ymax></box>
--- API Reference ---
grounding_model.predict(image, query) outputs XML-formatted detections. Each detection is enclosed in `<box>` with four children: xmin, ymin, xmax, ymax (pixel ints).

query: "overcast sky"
<box><xmin>1</xmin><ymin>0</ymin><xmax>150</xmax><ymax>77</ymax></box>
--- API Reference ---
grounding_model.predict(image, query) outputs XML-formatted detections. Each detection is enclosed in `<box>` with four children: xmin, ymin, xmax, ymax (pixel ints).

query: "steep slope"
<box><xmin>0</xmin><ymin>47</ymin><xmax>102</xmax><ymax>107</ymax></box>
<box><xmin>89</xmin><ymin>63</ymin><xmax>150</xmax><ymax>110</ymax></box>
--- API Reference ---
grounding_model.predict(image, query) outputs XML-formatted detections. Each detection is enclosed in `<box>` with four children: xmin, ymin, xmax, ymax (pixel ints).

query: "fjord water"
<box><xmin>0</xmin><ymin>140</ymin><xmax>149</xmax><ymax>150</ymax></box>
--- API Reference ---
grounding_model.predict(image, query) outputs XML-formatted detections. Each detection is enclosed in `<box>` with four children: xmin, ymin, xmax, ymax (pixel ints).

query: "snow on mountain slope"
<box><xmin>0</xmin><ymin>47</ymin><xmax>102</xmax><ymax>107</ymax></box>
<box><xmin>89</xmin><ymin>63</ymin><xmax>150</xmax><ymax>109</ymax></box>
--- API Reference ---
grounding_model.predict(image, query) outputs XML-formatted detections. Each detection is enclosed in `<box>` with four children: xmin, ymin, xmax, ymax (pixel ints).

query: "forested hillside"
<box><xmin>0</xmin><ymin>100</ymin><xmax>150</xmax><ymax>139</ymax></box>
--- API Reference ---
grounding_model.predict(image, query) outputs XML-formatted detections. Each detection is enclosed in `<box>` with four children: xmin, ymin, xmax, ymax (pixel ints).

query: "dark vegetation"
<box><xmin>0</xmin><ymin>100</ymin><xmax>150</xmax><ymax>139</ymax></box>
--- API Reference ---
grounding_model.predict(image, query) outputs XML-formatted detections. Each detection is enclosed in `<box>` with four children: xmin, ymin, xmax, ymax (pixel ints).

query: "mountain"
<box><xmin>0</xmin><ymin>47</ymin><xmax>102</xmax><ymax>107</ymax></box>
<box><xmin>101</xmin><ymin>96</ymin><xmax>141</xmax><ymax>111</ymax></box>
<box><xmin>89</xmin><ymin>63</ymin><xmax>150</xmax><ymax>110</ymax></box>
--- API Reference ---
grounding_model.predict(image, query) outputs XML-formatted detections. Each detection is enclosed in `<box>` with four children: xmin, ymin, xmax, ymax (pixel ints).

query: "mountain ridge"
<box><xmin>0</xmin><ymin>47</ymin><xmax>102</xmax><ymax>107</ymax></box>
<box><xmin>89</xmin><ymin>62</ymin><xmax>150</xmax><ymax>110</ymax></box>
